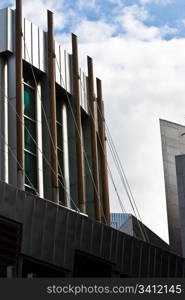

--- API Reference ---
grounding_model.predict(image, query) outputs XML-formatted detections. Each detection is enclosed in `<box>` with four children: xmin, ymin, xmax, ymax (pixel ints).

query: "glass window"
<box><xmin>24</xmin><ymin>86</ymin><xmax>35</xmax><ymax>119</ymax></box>
<box><xmin>24</xmin><ymin>118</ymin><xmax>36</xmax><ymax>153</ymax></box>
<box><xmin>56</xmin><ymin>99</ymin><xmax>62</xmax><ymax>124</ymax></box>
<box><xmin>57</xmin><ymin>123</ymin><xmax>63</xmax><ymax>150</ymax></box>
<box><xmin>24</xmin><ymin>83</ymin><xmax>37</xmax><ymax>193</ymax></box>
<box><xmin>25</xmin><ymin>151</ymin><xmax>37</xmax><ymax>189</ymax></box>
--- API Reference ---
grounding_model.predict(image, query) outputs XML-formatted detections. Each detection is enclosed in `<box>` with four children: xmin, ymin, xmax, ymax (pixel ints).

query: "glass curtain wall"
<box><xmin>24</xmin><ymin>82</ymin><xmax>37</xmax><ymax>194</ymax></box>
<box><xmin>56</xmin><ymin>99</ymin><xmax>64</xmax><ymax>205</ymax></box>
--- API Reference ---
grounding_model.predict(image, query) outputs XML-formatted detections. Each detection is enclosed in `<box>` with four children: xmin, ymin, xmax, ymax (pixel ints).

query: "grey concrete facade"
<box><xmin>175</xmin><ymin>155</ymin><xmax>185</xmax><ymax>257</ymax></box>
<box><xmin>0</xmin><ymin>180</ymin><xmax>185</xmax><ymax>277</ymax></box>
<box><xmin>160</xmin><ymin>119</ymin><xmax>185</xmax><ymax>256</ymax></box>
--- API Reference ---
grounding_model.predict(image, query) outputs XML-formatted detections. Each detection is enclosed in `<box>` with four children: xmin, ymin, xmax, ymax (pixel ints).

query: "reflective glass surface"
<box><xmin>24</xmin><ymin>86</ymin><xmax>35</xmax><ymax>119</ymax></box>
<box><xmin>25</xmin><ymin>151</ymin><xmax>37</xmax><ymax>189</ymax></box>
<box><xmin>24</xmin><ymin>118</ymin><xmax>36</xmax><ymax>153</ymax></box>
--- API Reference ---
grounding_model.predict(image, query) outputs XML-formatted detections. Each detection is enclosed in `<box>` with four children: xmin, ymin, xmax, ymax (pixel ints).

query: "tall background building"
<box><xmin>0</xmin><ymin>1</ymin><xmax>185</xmax><ymax>278</ymax></box>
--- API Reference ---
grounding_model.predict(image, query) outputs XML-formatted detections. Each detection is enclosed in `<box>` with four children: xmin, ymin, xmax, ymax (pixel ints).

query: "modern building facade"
<box><xmin>111</xmin><ymin>213</ymin><xmax>170</xmax><ymax>251</ymax></box>
<box><xmin>160</xmin><ymin>119</ymin><xmax>185</xmax><ymax>257</ymax></box>
<box><xmin>0</xmin><ymin>181</ymin><xmax>185</xmax><ymax>278</ymax></box>
<box><xmin>110</xmin><ymin>213</ymin><xmax>131</xmax><ymax>230</ymax></box>
<box><xmin>0</xmin><ymin>1</ymin><xmax>110</xmax><ymax>224</ymax></box>
<box><xmin>0</xmin><ymin>1</ymin><xmax>185</xmax><ymax>278</ymax></box>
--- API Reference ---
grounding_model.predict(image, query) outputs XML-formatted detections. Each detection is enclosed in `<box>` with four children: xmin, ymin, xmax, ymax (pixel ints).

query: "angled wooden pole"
<box><xmin>16</xmin><ymin>0</ymin><xmax>24</xmax><ymax>189</ymax></box>
<box><xmin>87</xmin><ymin>56</ymin><xmax>101</xmax><ymax>222</ymax></box>
<box><xmin>72</xmin><ymin>33</ymin><xmax>86</xmax><ymax>213</ymax></box>
<box><xmin>47</xmin><ymin>10</ymin><xmax>59</xmax><ymax>203</ymax></box>
<box><xmin>96</xmin><ymin>78</ymin><xmax>110</xmax><ymax>225</ymax></box>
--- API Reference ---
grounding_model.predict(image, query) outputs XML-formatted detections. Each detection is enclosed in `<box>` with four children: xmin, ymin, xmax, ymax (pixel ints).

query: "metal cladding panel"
<box><xmin>41</xmin><ymin>201</ymin><xmax>58</xmax><ymax>262</ymax></box>
<box><xmin>60</xmin><ymin>46</ymin><xmax>66</xmax><ymax>88</ymax></box>
<box><xmin>62</xmin><ymin>102</ymin><xmax>71</xmax><ymax>207</ymax></box>
<box><xmin>101</xmin><ymin>225</ymin><xmax>112</xmax><ymax>261</ymax></box>
<box><xmin>54</xmin><ymin>208</ymin><xmax>69</xmax><ymax>266</ymax></box>
<box><xmin>29</xmin><ymin>197</ymin><xmax>45</xmax><ymax>258</ymax></box>
<box><xmin>8</xmin><ymin>56</ymin><xmax>17</xmax><ymax>187</ymax></box>
<box><xmin>24</xmin><ymin>19</ymin><xmax>32</xmax><ymax>64</ymax></box>
<box><xmin>63</xmin><ymin>211</ymin><xmax>76</xmax><ymax>269</ymax></box>
<box><xmin>7</xmin><ymin>9</ymin><xmax>14</xmax><ymax>52</ymax></box>
<box><xmin>110</xmin><ymin>229</ymin><xmax>119</xmax><ymax>263</ymax></box>
<box><xmin>0</xmin><ymin>8</ymin><xmax>8</xmax><ymax>53</ymax></box>
<box><xmin>14</xmin><ymin>189</ymin><xmax>25</xmax><ymax>222</ymax></box>
<box><xmin>140</xmin><ymin>243</ymin><xmax>150</xmax><ymax>277</ymax></box>
<box><xmin>0</xmin><ymin>181</ymin><xmax>6</xmax><ymax>212</ymax></box>
<box><xmin>80</xmin><ymin>216</ymin><xmax>93</xmax><ymax>253</ymax></box>
<box><xmin>169</xmin><ymin>253</ymin><xmax>177</xmax><ymax>277</ymax></box>
<box><xmin>156</xmin><ymin>249</ymin><xmax>164</xmax><ymax>277</ymax></box>
<box><xmin>1</xmin><ymin>181</ymin><xmax>185</xmax><ymax>276</ymax></box>
<box><xmin>32</xmin><ymin>24</ymin><xmax>39</xmax><ymax>69</ymax></box>
<box><xmin>0</xmin><ymin>8</ymin><xmax>14</xmax><ymax>54</ymax></box>
<box><xmin>176</xmin><ymin>257</ymin><xmax>184</xmax><ymax>277</ymax></box>
<box><xmin>21</xmin><ymin>193</ymin><xmax>34</xmax><ymax>255</ymax></box>
<box><xmin>122</xmin><ymin>236</ymin><xmax>133</xmax><ymax>276</ymax></box>
<box><xmin>73</xmin><ymin>212</ymin><xmax>83</xmax><ymax>249</ymax></box>
<box><xmin>3</xmin><ymin>184</ymin><xmax>17</xmax><ymax>219</ymax></box>
<box><xmin>91</xmin><ymin>221</ymin><xmax>103</xmax><ymax>256</ymax></box>
<box><xmin>148</xmin><ymin>246</ymin><xmax>156</xmax><ymax>277</ymax></box>
<box><xmin>132</xmin><ymin>239</ymin><xmax>141</xmax><ymax>277</ymax></box>
<box><xmin>0</xmin><ymin>58</ymin><xmax>5</xmax><ymax>178</ymax></box>
<box><xmin>161</xmin><ymin>251</ymin><xmax>169</xmax><ymax>277</ymax></box>
<box><xmin>160</xmin><ymin>119</ymin><xmax>185</xmax><ymax>255</ymax></box>
<box><xmin>39</xmin><ymin>28</ymin><xmax>46</xmax><ymax>72</ymax></box>
<box><xmin>55</xmin><ymin>41</ymin><xmax>61</xmax><ymax>85</ymax></box>
<box><xmin>79</xmin><ymin>69</ymin><xmax>84</xmax><ymax>109</ymax></box>
<box><xmin>65</xmin><ymin>53</ymin><xmax>72</xmax><ymax>94</ymax></box>
<box><xmin>79</xmin><ymin>70</ymin><xmax>88</xmax><ymax>114</ymax></box>
<box><xmin>175</xmin><ymin>155</ymin><xmax>185</xmax><ymax>258</ymax></box>
<box><xmin>84</xmin><ymin>75</ymin><xmax>88</xmax><ymax>113</ymax></box>
<box><xmin>116</xmin><ymin>233</ymin><xmax>124</xmax><ymax>272</ymax></box>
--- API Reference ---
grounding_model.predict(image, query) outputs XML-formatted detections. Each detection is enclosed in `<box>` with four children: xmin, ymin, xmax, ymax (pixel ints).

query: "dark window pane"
<box><xmin>24</xmin><ymin>86</ymin><xmax>35</xmax><ymax>119</ymax></box>
<box><xmin>25</xmin><ymin>151</ymin><xmax>37</xmax><ymax>189</ymax></box>
<box><xmin>56</xmin><ymin>99</ymin><xmax>62</xmax><ymax>123</ymax></box>
<box><xmin>58</xmin><ymin>149</ymin><xmax>63</xmax><ymax>176</ymax></box>
<box><xmin>24</xmin><ymin>118</ymin><xmax>36</xmax><ymax>153</ymax></box>
<box><xmin>57</xmin><ymin>124</ymin><xmax>63</xmax><ymax>150</ymax></box>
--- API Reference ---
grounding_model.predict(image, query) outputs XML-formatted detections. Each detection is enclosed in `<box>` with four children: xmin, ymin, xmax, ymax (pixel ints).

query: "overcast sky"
<box><xmin>2</xmin><ymin>0</ymin><xmax>185</xmax><ymax>242</ymax></box>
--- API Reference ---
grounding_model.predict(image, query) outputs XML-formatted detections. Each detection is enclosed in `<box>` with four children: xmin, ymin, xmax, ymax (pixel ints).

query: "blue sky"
<box><xmin>2</xmin><ymin>0</ymin><xmax>185</xmax><ymax>241</ymax></box>
<box><xmin>2</xmin><ymin>0</ymin><xmax>185</xmax><ymax>38</ymax></box>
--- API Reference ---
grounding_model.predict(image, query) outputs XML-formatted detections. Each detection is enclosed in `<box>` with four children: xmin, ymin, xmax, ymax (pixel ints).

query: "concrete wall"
<box><xmin>175</xmin><ymin>155</ymin><xmax>185</xmax><ymax>257</ymax></box>
<box><xmin>0</xmin><ymin>181</ymin><xmax>184</xmax><ymax>277</ymax></box>
<box><xmin>160</xmin><ymin>119</ymin><xmax>185</xmax><ymax>256</ymax></box>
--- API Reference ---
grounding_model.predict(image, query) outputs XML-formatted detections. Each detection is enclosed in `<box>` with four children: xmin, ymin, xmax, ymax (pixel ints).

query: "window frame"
<box><xmin>23</xmin><ymin>81</ymin><xmax>38</xmax><ymax>193</ymax></box>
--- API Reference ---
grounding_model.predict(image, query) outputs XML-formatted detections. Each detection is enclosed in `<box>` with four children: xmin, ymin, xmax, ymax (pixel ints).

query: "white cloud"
<box><xmin>117</xmin><ymin>5</ymin><xmax>178</xmax><ymax>41</ymax></box>
<box><xmin>76</xmin><ymin>0</ymin><xmax>99</xmax><ymax>11</ymax></box>
<box><xmin>140</xmin><ymin>0</ymin><xmax>173</xmax><ymax>4</ymax></box>
<box><xmin>74</xmin><ymin>20</ymin><xmax>116</xmax><ymax>43</ymax></box>
<box><xmin>3</xmin><ymin>0</ymin><xmax>183</xmax><ymax>242</ymax></box>
<box><xmin>22</xmin><ymin>0</ymin><xmax>66</xmax><ymax>30</ymax></box>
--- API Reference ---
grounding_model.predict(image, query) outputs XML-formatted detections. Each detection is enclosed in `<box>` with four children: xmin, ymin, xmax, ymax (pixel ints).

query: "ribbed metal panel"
<box><xmin>0</xmin><ymin>8</ymin><xmax>89</xmax><ymax>113</ymax></box>
<box><xmin>65</xmin><ymin>53</ymin><xmax>72</xmax><ymax>94</ymax></box>
<box><xmin>1</xmin><ymin>166</ymin><xmax>184</xmax><ymax>277</ymax></box>
<box><xmin>24</xmin><ymin>19</ymin><xmax>32</xmax><ymax>63</ymax></box>
<box><xmin>60</xmin><ymin>46</ymin><xmax>66</xmax><ymax>89</ymax></box>
<box><xmin>79</xmin><ymin>69</ymin><xmax>88</xmax><ymax>113</ymax></box>
<box><xmin>0</xmin><ymin>8</ymin><xmax>14</xmax><ymax>54</ymax></box>
<box><xmin>32</xmin><ymin>24</ymin><xmax>39</xmax><ymax>69</ymax></box>
<box><xmin>55</xmin><ymin>41</ymin><xmax>61</xmax><ymax>85</ymax></box>
<box><xmin>39</xmin><ymin>28</ymin><xmax>46</xmax><ymax>72</ymax></box>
